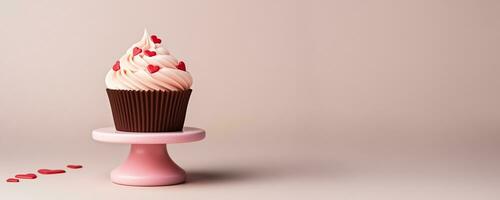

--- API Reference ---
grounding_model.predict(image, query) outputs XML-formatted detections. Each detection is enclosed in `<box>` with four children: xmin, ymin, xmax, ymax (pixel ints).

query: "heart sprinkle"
<box><xmin>176</xmin><ymin>61</ymin><xmax>186</xmax><ymax>71</ymax></box>
<box><xmin>147</xmin><ymin>64</ymin><xmax>160</xmax><ymax>73</ymax></box>
<box><xmin>144</xmin><ymin>50</ymin><xmax>157</xmax><ymax>57</ymax></box>
<box><xmin>151</xmin><ymin>35</ymin><xmax>162</xmax><ymax>44</ymax></box>
<box><xmin>112</xmin><ymin>61</ymin><xmax>120</xmax><ymax>71</ymax></box>
<box><xmin>67</xmin><ymin>165</ymin><xmax>83</xmax><ymax>169</ymax></box>
<box><xmin>15</xmin><ymin>173</ymin><xmax>37</xmax><ymax>179</ymax></box>
<box><xmin>133</xmin><ymin>47</ymin><xmax>142</xmax><ymax>56</ymax></box>
<box><xmin>37</xmin><ymin>169</ymin><xmax>66</xmax><ymax>175</ymax></box>
<box><xmin>6</xmin><ymin>178</ymin><xmax>19</xmax><ymax>183</ymax></box>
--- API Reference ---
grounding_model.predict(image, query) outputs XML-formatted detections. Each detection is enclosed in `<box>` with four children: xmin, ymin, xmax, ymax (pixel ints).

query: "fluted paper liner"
<box><xmin>106</xmin><ymin>89</ymin><xmax>192</xmax><ymax>132</ymax></box>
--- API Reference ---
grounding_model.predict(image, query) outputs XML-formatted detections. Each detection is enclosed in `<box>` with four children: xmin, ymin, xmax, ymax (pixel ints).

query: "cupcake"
<box><xmin>105</xmin><ymin>30</ymin><xmax>193</xmax><ymax>132</ymax></box>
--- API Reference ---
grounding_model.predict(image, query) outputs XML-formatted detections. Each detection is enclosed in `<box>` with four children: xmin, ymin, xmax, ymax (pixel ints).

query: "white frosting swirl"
<box><xmin>105</xmin><ymin>30</ymin><xmax>193</xmax><ymax>91</ymax></box>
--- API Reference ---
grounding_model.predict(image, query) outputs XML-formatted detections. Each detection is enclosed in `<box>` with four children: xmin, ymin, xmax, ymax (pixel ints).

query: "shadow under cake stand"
<box><xmin>92</xmin><ymin>127</ymin><xmax>205</xmax><ymax>186</ymax></box>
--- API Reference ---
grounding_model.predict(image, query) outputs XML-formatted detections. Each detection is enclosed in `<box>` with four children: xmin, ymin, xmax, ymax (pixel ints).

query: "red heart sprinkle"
<box><xmin>147</xmin><ymin>64</ymin><xmax>160</xmax><ymax>73</ymax></box>
<box><xmin>6</xmin><ymin>178</ymin><xmax>19</xmax><ymax>183</ymax></box>
<box><xmin>37</xmin><ymin>169</ymin><xmax>66</xmax><ymax>175</ymax></box>
<box><xmin>144</xmin><ymin>50</ymin><xmax>157</xmax><ymax>57</ymax></box>
<box><xmin>15</xmin><ymin>173</ymin><xmax>37</xmax><ymax>179</ymax></box>
<box><xmin>113</xmin><ymin>60</ymin><xmax>120</xmax><ymax>71</ymax></box>
<box><xmin>176</xmin><ymin>61</ymin><xmax>186</xmax><ymax>71</ymax></box>
<box><xmin>151</xmin><ymin>35</ymin><xmax>162</xmax><ymax>44</ymax></box>
<box><xmin>133</xmin><ymin>47</ymin><xmax>142</xmax><ymax>56</ymax></box>
<box><xmin>67</xmin><ymin>164</ymin><xmax>83</xmax><ymax>169</ymax></box>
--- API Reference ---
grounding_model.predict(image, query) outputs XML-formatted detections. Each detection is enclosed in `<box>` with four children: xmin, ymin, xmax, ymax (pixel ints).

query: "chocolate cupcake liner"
<box><xmin>106</xmin><ymin>89</ymin><xmax>192</xmax><ymax>132</ymax></box>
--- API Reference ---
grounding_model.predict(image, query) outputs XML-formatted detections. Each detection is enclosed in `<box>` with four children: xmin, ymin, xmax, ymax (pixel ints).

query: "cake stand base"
<box><xmin>111</xmin><ymin>144</ymin><xmax>185</xmax><ymax>186</ymax></box>
<box><xmin>92</xmin><ymin>127</ymin><xmax>205</xmax><ymax>186</ymax></box>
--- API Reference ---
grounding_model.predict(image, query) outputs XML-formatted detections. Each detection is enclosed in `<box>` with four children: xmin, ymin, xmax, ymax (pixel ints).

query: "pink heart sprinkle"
<box><xmin>176</xmin><ymin>61</ymin><xmax>186</xmax><ymax>71</ymax></box>
<box><xmin>6</xmin><ymin>178</ymin><xmax>19</xmax><ymax>183</ymax></box>
<box><xmin>67</xmin><ymin>164</ymin><xmax>83</xmax><ymax>169</ymax></box>
<box><xmin>37</xmin><ymin>169</ymin><xmax>66</xmax><ymax>175</ymax></box>
<box><xmin>113</xmin><ymin>60</ymin><xmax>120</xmax><ymax>71</ymax></box>
<box><xmin>147</xmin><ymin>64</ymin><xmax>160</xmax><ymax>73</ymax></box>
<box><xmin>133</xmin><ymin>47</ymin><xmax>142</xmax><ymax>56</ymax></box>
<box><xmin>15</xmin><ymin>173</ymin><xmax>37</xmax><ymax>179</ymax></box>
<box><xmin>144</xmin><ymin>50</ymin><xmax>157</xmax><ymax>57</ymax></box>
<box><xmin>151</xmin><ymin>35</ymin><xmax>162</xmax><ymax>44</ymax></box>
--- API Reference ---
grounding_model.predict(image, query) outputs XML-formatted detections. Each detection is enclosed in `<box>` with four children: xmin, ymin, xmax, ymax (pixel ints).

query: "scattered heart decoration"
<box><xmin>37</xmin><ymin>169</ymin><xmax>66</xmax><ymax>175</ymax></box>
<box><xmin>151</xmin><ymin>35</ymin><xmax>162</xmax><ymax>44</ymax></box>
<box><xmin>15</xmin><ymin>173</ymin><xmax>37</xmax><ymax>179</ymax></box>
<box><xmin>113</xmin><ymin>60</ymin><xmax>120</xmax><ymax>71</ymax></box>
<box><xmin>133</xmin><ymin>47</ymin><xmax>142</xmax><ymax>56</ymax></box>
<box><xmin>6</xmin><ymin>164</ymin><xmax>82</xmax><ymax>183</ymax></box>
<box><xmin>144</xmin><ymin>50</ymin><xmax>157</xmax><ymax>57</ymax></box>
<box><xmin>6</xmin><ymin>178</ymin><xmax>19</xmax><ymax>183</ymax></box>
<box><xmin>67</xmin><ymin>165</ymin><xmax>82</xmax><ymax>169</ymax></box>
<box><xmin>176</xmin><ymin>61</ymin><xmax>186</xmax><ymax>71</ymax></box>
<box><xmin>5</xmin><ymin>178</ymin><xmax>19</xmax><ymax>183</ymax></box>
<box><xmin>147</xmin><ymin>64</ymin><xmax>160</xmax><ymax>73</ymax></box>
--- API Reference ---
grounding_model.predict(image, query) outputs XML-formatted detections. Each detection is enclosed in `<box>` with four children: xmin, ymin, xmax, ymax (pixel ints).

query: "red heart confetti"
<box><xmin>113</xmin><ymin>60</ymin><xmax>120</xmax><ymax>71</ymax></box>
<box><xmin>67</xmin><ymin>164</ymin><xmax>82</xmax><ymax>169</ymax></box>
<box><xmin>147</xmin><ymin>64</ymin><xmax>160</xmax><ymax>73</ymax></box>
<box><xmin>6</xmin><ymin>165</ymin><xmax>84</xmax><ymax>183</ymax></box>
<box><xmin>15</xmin><ymin>173</ymin><xmax>37</xmax><ymax>179</ymax></box>
<box><xmin>37</xmin><ymin>169</ymin><xmax>66</xmax><ymax>175</ymax></box>
<box><xmin>144</xmin><ymin>50</ymin><xmax>157</xmax><ymax>57</ymax></box>
<box><xmin>6</xmin><ymin>178</ymin><xmax>19</xmax><ymax>183</ymax></box>
<box><xmin>151</xmin><ymin>35</ymin><xmax>162</xmax><ymax>44</ymax></box>
<box><xmin>176</xmin><ymin>61</ymin><xmax>186</xmax><ymax>71</ymax></box>
<box><xmin>133</xmin><ymin>47</ymin><xmax>142</xmax><ymax>56</ymax></box>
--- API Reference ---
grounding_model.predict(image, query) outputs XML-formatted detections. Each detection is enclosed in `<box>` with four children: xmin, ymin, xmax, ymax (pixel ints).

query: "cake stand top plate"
<box><xmin>92</xmin><ymin>127</ymin><xmax>205</xmax><ymax>144</ymax></box>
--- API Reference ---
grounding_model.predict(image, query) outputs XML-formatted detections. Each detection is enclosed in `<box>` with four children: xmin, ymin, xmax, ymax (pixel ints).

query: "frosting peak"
<box><xmin>105</xmin><ymin>29</ymin><xmax>192</xmax><ymax>91</ymax></box>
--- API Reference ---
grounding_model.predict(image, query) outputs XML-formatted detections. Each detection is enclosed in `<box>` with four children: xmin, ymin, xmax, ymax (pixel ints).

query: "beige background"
<box><xmin>1</xmin><ymin>0</ymin><xmax>500</xmax><ymax>199</ymax></box>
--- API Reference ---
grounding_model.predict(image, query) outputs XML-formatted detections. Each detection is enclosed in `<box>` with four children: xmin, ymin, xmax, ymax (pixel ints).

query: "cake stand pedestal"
<box><xmin>92</xmin><ymin>127</ymin><xmax>205</xmax><ymax>186</ymax></box>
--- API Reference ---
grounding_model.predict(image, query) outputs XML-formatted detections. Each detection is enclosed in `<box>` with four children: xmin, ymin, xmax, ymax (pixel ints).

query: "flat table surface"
<box><xmin>92</xmin><ymin>127</ymin><xmax>205</xmax><ymax>144</ymax></box>
<box><xmin>1</xmin><ymin>132</ymin><xmax>499</xmax><ymax>200</ymax></box>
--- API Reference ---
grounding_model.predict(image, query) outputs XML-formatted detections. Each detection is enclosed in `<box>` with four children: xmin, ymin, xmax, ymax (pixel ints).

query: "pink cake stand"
<box><xmin>92</xmin><ymin>127</ymin><xmax>205</xmax><ymax>186</ymax></box>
